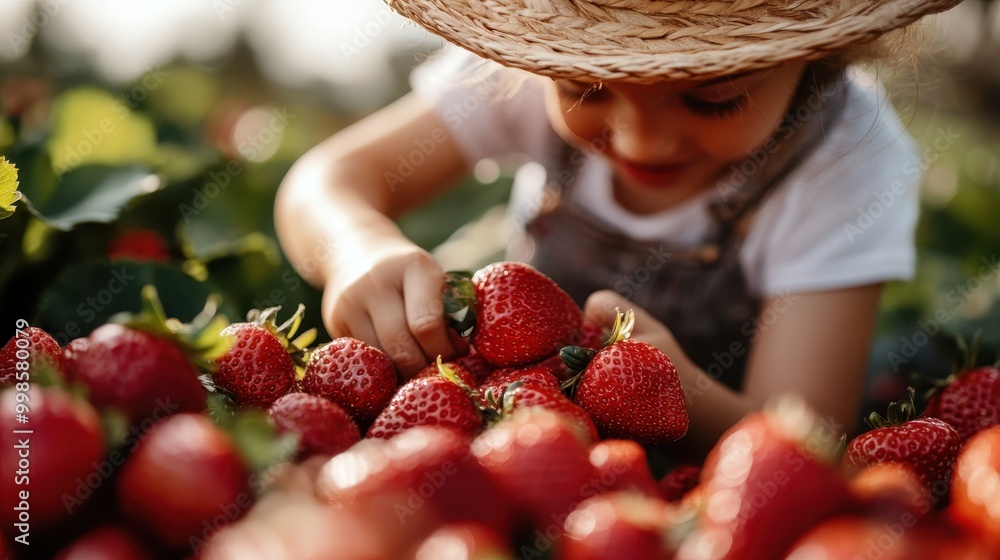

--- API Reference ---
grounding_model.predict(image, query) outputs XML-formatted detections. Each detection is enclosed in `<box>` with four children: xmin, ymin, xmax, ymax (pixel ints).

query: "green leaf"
<box><xmin>33</xmin><ymin>261</ymin><xmax>239</xmax><ymax>340</ymax></box>
<box><xmin>0</xmin><ymin>157</ymin><xmax>21</xmax><ymax>220</ymax></box>
<box><xmin>226</xmin><ymin>410</ymin><xmax>298</xmax><ymax>474</ymax></box>
<box><xmin>18</xmin><ymin>164</ymin><xmax>162</xmax><ymax>230</ymax></box>
<box><xmin>47</xmin><ymin>87</ymin><xmax>157</xmax><ymax>173</ymax></box>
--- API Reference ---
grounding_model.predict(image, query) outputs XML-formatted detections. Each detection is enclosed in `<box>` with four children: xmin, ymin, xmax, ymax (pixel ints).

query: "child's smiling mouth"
<box><xmin>612</xmin><ymin>155</ymin><xmax>696</xmax><ymax>188</ymax></box>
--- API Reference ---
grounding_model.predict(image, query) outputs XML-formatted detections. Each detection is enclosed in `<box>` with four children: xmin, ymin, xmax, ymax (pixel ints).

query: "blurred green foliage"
<box><xmin>0</xmin><ymin>64</ymin><xmax>505</xmax><ymax>346</ymax></box>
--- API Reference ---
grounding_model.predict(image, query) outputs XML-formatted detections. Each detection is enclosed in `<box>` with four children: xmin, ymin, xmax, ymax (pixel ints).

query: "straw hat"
<box><xmin>385</xmin><ymin>0</ymin><xmax>962</xmax><ymax>82</ymax></box>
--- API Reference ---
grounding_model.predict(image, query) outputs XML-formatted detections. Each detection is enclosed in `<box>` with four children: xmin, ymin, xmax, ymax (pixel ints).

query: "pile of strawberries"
<box><xmin>1</xmin><ymin>261</ymin><xmax>998</xmax><ymax>559</ymax></box>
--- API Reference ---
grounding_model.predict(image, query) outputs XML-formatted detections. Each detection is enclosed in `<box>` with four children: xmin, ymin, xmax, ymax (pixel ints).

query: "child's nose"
<box><xmin>609</xmin><ymin>103</ymin><xmax>685</xmax><ymax>162</ymax></box>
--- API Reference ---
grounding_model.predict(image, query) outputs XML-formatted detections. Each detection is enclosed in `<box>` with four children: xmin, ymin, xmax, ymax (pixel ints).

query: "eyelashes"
<box><xmin>681</xmin><ymin>94</ymin><xmax>749</xmax><ymax>119</ymax></box>
<box><xmin>555</xmin><ymin>82</ymin><xmax>607</xmax><ymax>108</ymax></box>
<box><xmin>555</xmin><ymin>82</ymin><xmax>748</xmax><ymax>120</ymax></box>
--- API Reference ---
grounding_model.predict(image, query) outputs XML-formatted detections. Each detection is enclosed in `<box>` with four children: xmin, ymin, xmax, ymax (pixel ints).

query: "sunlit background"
<box><xmin>0</xmin><ymin>0</ymin><xmax>440</xmax><ymax>102</ymax></box>
<box><xmin>1</xmin><ymin>0</ymin><xmax>999</xmax><ymax>417</ymax></box>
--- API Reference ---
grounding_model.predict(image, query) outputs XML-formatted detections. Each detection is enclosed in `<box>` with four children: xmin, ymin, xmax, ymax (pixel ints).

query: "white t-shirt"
<box><xmin>410</xmin><ymin>47</ymin><xmax>921</xmax><ymax>299</ymax></box>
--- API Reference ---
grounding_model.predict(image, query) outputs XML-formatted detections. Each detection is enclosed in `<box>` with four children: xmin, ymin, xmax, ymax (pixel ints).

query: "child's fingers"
<box><xmin>369</xmin><ymin>294</ymin><xmax>429</xmax><ymax>378</ymax></box>
<box><xmin>582</xmin><ymin>289</ymin><xmax>661</xmax><ymax>334</ymax></box>
<box><xmin>402</xmin><ymin>265</ymin><xmax>456</xmax><ymax>365</ymax></box>
<box><xmin>334</xmin><ymin>310</ymin><xmax>380</xmax><ymax>356</ymax></box>
<box><xmin>581</xmin><ymin>290</ymin><xmax>631</xmax><ymax>329</ymax></box>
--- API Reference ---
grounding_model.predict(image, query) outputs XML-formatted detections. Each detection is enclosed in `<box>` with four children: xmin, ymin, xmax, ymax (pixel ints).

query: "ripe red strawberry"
<box><xmin>784</xmin><ymin>516</ymin><xmax>995</xmax><ymax>560</ymax></box>
<box><xmin>73</xmin><ymin>323</ymin><xmax>207</xmax><ymax>422</ymax></box>
<box><xmin>62</xmin><ymin>336</ymin><xmax>90</xmax><ymax>381</ymax></box>
<box><xmin>1</xmin><ymin>326</ymin><xmax>65</xmax><ymax>385</ymax></box>
<box><xmin>558</xmin><ymin>492</ymin><xmax>674</xmax><ymax>560</ymax></box>
<box><xmin>472</xmin><ymin>407</ymin><xmax>596</xmax><ymax>531</ymax></box>
<box><xmin>317</xmin><ymin>427</ymin><xmax>512</xmax><ymax>541</ymax></box>
<box><xmin>1</xmin><ymin>386</ymin><xmax>105</xmax><ymax>530</ymax></box>
<box><xmin>213</xmin><ymin>305</ymin><xmax>315</xmax><ymax>408</ymax></box>
<box><xmin>414</xmin><ymin>360</ymin><xmax>477</xmax><ymax>388</ymax></box>
<box><xmin>502</xmin><ymin>381</ymin><xmax>599</xmax><ymax>443</ymax></box>
<box><xmin>215</xmin><ymin>322</ymin><xmax>296</xmax><ymax>408</ymax></box>
<box><xmin>849</xmin><ymin>462</ymin><xmax>934</xmax><ymax>520</ymax></box>
<box><xmin>845</xmin><ymin>388</ymin><xmax>961</xmax><ymax>495</ymax></box>
<box><xmin>315</xmin><ymin>438</ymin><xmax>438</xmax><ymax>550</ymax></box>
<box><xmin>588</xmin><ymin>440</ymin><xmax>662</xmax><ymax>499</ymax></box>
<box><xmin>455</xmin><ymin>348</ymin><xmax>497</xmax><ymax>385</ymax></box>
<box><xmin>301</xmin><ymin>337</ymin><xmax>397</xmax><ymax>428</ymax></box>
<box><xmin>107</xmin><ymin>228</ymin><xmax>169</xmax><ymax>263</ymax></box>
<box><xmin>54</xmin><ymin>525</ymin><xmax>154</xmax><ymax>560</ymax></box>
<box><xmin>659</xmin><ymin>464</ymin><xmax>702</xmax><ymax>503</ymax></box>
<box><xmin>409</xmin><ymin>522</ymin><xmax>515</xmax><ymax>560</ymax></box>
<box><xmin>268</xmin><ymin>392</ymin><xmax>360</xmax><ymax>460</ymax></box>
<box><xmin>924</xmin><ymin>365</ymin><xmax>1000</xmax><ymax>444</ymax></box>
<box><xmin>480</xmin><ymin>364</ymin><xmax>559</xmax><ymax>402</ymax></box>
<box><xmin>679</xmin><ymin>397</ymin><xmax>856</xmax><ymax>560</ymax></box>
<box><xmin>565</xmin><ymin>310</ymin><xmax>688</xmax><ymax>445</ymax></box>
<box><xmin>118</xmin><ymin>413</ymin><xmax>250</xmax><ymax>549</ymax></box>
<box><xmin>201</xmin><ymin>493</ymin><xmax>389</xmax><ymax>560</ymax></box>
<box><xmin>366</xmin><ymin>376</ymin><xmax>484</xmax><ymax>439</ymax></box>
<box><xmin>468</xmin><ymin>262</ymin><xmax>582</xmax><ymax>367</ymax></box>
<box><xmin>950</xmin><ymin>425</ymin><xmax>1000</xmax><ymax>550</ymax></box>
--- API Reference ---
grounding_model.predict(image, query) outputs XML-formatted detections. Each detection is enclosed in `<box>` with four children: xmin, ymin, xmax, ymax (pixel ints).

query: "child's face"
<box><xmin>542</xmin><ymin>62</ymin><xmax>808</xmax><ymax>211</ymax></box>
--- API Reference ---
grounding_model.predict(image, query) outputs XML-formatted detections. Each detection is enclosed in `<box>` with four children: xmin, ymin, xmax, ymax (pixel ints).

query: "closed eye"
<box><xmin>555</xmin><ymin>81</ymin><xmax>607</xmax><ymax>108</ymax></box>
<box><xmin>682</xmin><ymin>94</ymin><xmax>748</xmax><ymax>119</ymax></box>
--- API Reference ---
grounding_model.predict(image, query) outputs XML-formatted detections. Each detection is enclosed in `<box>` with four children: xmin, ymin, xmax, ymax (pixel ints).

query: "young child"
<box><xmin>275</xmin><ymin>0</ymin><xmax>961</xmax><ymax>454</ymax></box>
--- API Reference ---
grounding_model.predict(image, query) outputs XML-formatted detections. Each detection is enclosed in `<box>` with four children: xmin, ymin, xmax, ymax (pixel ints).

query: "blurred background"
<box><xmin>0</xmin><ymin>0</ymin><xmax>998</xmax><ymax>416</ymax></box>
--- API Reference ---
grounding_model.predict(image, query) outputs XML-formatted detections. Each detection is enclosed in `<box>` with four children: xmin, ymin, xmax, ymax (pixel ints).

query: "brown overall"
<box><xmin>509</xmin><ymin>67</ymin><xmax>851</xmax><ymax>390</ymax></box>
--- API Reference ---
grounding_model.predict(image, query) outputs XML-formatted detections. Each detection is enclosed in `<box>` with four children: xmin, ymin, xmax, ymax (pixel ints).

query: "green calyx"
<box><xmin>561</xmin><ymin>346</ymin><xmax>598</xmax><ymax>376</ymax></box>
<box><xmin>443</xmin><ymin>270</ymin><xmax>476</xmax><ymax>338</ymax></box>
<box><xmin>499</xmin><ymin>380</ymin><xmax>525</xmax><ymax>417</ymax></box>
<box><xmin>955</xmin><ymin>330</ymin><xmax>984</xmax><ymax>373</ymax></box>
<box><xmin>110</xmin><ymin>284</ymin><xmax>231</xmax><ymax>375</ymax></box>
<box><xmin>559</xmin><ymin>307</ymin><xmax>635</xmax><ymax>396</ymax></box>
<box><xmin>865</xmin><ymin>387</ymin><xmax>918</xmax><ymax>430</ymax></box>
<box><xmin>246</xmin><ymin>304</ymin><xmax>316</xmax><ymax>379</ymax></box>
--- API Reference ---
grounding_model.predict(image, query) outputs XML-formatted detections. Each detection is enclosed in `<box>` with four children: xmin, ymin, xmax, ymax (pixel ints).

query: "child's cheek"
<box><xmin>560</xmin><ymin>111</ymin><xmax>608</xmax><ymax>151</ymax></box>
<box><xmin>691</xmin><ymin>116</ymin><xmax>780</xmax><ymax>162</ymax></box>
<box><xmin>543</xmin><ymin>91</ymin><xmax>611</xmax><ymax>152</ymax></box>
<box><xmin>687</xmin><ymin>97</ymin><xmax>794</xmax><ymax>164</ymax></box>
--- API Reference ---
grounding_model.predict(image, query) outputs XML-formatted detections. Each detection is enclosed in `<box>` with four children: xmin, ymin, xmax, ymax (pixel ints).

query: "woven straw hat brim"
<box><xmin>386</xmin><ymin>0</ymin><xmax>962</xmax><ymax>82</ymax></box>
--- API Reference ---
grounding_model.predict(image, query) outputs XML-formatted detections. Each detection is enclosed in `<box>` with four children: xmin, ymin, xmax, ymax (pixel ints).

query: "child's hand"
<box><xmin>581</xmin><ymin>290</ymin><xmax>692</xmax><ymax>370</ymax></box>
<box><xmin>321</xmin><ymin>240</ymin><xmax>463</xmax><ymax>378</ymax></box>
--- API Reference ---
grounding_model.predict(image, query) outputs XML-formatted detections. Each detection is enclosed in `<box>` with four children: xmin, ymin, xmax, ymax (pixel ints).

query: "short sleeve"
<box><xmin>409</xmin><ymin>45</ymin><xmax>554</xmax><ymax>165</ymax></box>
<box><xmin>744</xmin><ymin>74</ymin><xmax>922</xmax><ymax>297</ymax></box>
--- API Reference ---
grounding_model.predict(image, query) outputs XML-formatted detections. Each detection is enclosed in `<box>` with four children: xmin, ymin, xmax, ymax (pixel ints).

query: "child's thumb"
<box><xmin>582</xmin><ymin>290</ymin><xmax>642</xmax><ymax>329</ymax></box>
